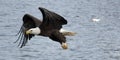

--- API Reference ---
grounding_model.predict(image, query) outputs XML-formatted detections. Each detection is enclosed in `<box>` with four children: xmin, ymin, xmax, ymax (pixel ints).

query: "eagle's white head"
<box><xmin>26</xmin><ymin>27</ymin><xmax>41</xmax><ymax>35</ymax></box>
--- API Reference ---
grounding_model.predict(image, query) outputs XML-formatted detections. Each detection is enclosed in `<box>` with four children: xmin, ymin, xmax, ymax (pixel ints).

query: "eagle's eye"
<box><xmin>30</xmin><ymin>30</ymin><xmax>33</xmax><ymax>31</ymax></box>
<box><xmin>30</xmin><ymin>30</ymin><xmax>33</xmax><ymax>32</ymax></box>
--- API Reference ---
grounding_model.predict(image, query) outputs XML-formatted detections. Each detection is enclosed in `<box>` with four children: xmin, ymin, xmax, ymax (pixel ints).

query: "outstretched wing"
<box><xmin>15</xmin><ymin>14</ymin><xmax>42</xmax><ymax>48</ymax></box>
<box><xmin>39</xmin><ymin>7</ymin><xmax>67</xmax><ymax>31</ymax></box>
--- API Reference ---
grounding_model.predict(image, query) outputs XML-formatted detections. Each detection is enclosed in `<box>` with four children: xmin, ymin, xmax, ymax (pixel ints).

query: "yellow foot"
<box><xmin>61</xmin><ymin>42</ymin><xmax>68</xmax><ymax>49</ymax></box>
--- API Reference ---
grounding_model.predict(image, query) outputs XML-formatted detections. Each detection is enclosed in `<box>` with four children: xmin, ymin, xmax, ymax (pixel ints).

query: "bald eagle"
<box><xmin>15</xmin><ymin>7</ymin><xmax>76</xmax><ymax>49</ymax></box>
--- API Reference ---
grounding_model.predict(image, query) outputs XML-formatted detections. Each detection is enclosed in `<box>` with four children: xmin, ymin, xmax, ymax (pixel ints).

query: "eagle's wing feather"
<box><xmin>16</xmin><ymin>14</ymin><xmax>42</xmax><ymax>48</ymax></box>
<box><xmin>39</xmin><ymin>7</ymin><xmax>67</xmax><ymax>31</ymax></box>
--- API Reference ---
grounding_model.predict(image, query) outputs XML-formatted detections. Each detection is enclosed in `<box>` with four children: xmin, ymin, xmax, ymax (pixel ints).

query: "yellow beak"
<box><xmin>61</xmin><ymin>42</ymin><xmax>68</xmax><ymax>49</ymax></box>
<box><xmin>26</xmin><ymin>30</ymin><xmax>31</xmax><ymax>35</ymax></box>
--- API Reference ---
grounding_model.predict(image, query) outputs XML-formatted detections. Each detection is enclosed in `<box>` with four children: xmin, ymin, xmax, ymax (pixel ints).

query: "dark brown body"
<box><xmin>16</xmin><ymin>7</ymin><xmax>67</xmax><ymax>48</ymax></box>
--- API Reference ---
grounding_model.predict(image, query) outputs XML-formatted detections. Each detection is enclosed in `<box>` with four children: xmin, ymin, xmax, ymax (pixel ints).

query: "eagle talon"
<box><xmin>61</xmin><ymin>42</ymin><xmax>68</xmax><ymax>49</ymax></box>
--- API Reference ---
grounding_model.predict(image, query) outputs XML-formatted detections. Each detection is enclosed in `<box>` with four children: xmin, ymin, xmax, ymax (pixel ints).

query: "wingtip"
<box><xmin>38</xmin><ymin>7</ymin><xmax>41</xmax><ymax>10</ymax></box>
<box><xmin>38</xmin><ymin>7</ymin><xmax>44</xmax><ymax>11</ymax></box>
<box><xmin>38</xmin><ymin>7</ymin><xmax>42</xmax><ymax>9</ymax></box>
<box><xmin>23</xmin><ymin>14</ymin><xmax>30</xmax><ymax>19</ymax></box>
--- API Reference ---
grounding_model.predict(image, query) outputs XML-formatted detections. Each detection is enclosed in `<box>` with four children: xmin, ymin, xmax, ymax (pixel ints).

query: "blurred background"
<box><xmin>0</xmin><ymin>0</ymin><xmax>120</xmax><ymax>60</ymax></box>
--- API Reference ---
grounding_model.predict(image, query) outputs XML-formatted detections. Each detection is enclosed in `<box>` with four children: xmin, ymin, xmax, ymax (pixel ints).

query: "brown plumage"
<box><xmin>15</xmin><ymin>7</ymin><xmax>68</xmax><ymax>49</ymax></box>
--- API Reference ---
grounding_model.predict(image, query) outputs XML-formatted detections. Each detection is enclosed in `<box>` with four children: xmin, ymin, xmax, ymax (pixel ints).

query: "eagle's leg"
<box><xmin>49</xmin><ymin>31</ymin><xmax>68</xmax><ymax>49</ymax></box>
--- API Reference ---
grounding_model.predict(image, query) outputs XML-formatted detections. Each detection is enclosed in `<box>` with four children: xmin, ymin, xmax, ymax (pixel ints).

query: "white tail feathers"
<box><xmin>60</xmin><ymin>29</ymin><xmax>76</xmax><ymax>36</ymax></box>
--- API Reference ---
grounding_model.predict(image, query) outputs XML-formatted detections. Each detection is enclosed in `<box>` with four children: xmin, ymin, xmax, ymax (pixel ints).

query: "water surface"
<box><xmin>0</xmin><ymin>0</ymin><xmax>120</xmax><ymax>60</ymax></box>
